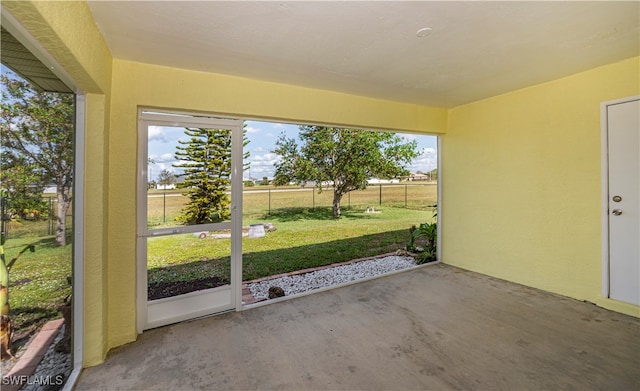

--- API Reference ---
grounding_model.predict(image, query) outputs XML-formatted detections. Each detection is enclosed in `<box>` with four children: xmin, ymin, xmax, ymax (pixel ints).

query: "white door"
<box><xmin>604</xmin><ymin>98</ymin><xmax>640</xmax><ymax>306</ymax></box>
<box><xmin>137</xmin><ymin>111</ymin><xmax>244</xmax><ymax>331</ymax></box>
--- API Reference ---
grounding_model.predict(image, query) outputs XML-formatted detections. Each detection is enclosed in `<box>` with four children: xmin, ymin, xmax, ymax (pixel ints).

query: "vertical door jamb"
<box><xmin>136</xmin><ymin>110</ymin><xmax>149</xmax><ymax>333</ymax></box>
<box><xmin>231</xmin><ymin>121</ymin><xmax>244</xmax><ymax>311</ymax></box>
<box><xmin>436</xmin><ymin>135</ymin><xmax>442</xmax><ymax>262</ymax></box>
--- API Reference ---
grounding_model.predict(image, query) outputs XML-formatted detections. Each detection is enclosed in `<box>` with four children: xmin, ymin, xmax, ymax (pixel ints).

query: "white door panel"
<box><xmin>607</xmin><ymin>98</ymin><xmax>640</xmax><ymax>306</ymax></box>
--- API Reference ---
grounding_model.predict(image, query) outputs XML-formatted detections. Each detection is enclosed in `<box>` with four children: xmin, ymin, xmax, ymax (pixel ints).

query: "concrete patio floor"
<box><xmin>76</xmin><ymin>264</ymin><xmax>639</xmax><ymax>390</ymax></box>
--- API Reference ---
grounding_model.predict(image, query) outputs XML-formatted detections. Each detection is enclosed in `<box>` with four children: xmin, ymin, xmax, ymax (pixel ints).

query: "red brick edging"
<box><xmin>2</xmin><ymin>318</ymin><xmax>64</xmax><ymax>391</ymax></box>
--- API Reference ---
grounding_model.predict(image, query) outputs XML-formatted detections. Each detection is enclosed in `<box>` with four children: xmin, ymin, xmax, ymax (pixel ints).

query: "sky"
<box><xmin>147</xmin><ymin>120</ymin><xmax>438</xmax><ymax>182</ymax></box>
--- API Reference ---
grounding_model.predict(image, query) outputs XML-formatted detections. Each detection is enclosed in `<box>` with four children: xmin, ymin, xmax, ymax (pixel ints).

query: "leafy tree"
<box><xmin>0</xmin><ymin>72</ymin><xmax>74</xmax><ymax>246</ymax></box>
<box><xmin>0</xmin><ymin>154</ymin><xmax>48</xmax><ymax>220</ymax></box>
<box><xmin>429</xmin><ymin>168</ymin><xmax>438</xmax><ymax>181</ymax></box>
<box><xmin>157</xmin><ymin>169</ymin><xmax>176</xmax><ymax>187</ymax></box>
<box><xmin>273</xmin><ymin>126</ymin><xmax>419</xmax><ymax>217</ymax></box>
<box><xmin>173</xmin><ymin>127</ymin><xmax>249</xmax><ymax>224</ymax></box>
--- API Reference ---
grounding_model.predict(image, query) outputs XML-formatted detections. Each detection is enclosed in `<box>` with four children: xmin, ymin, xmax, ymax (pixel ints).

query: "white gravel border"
<box><xmin>248</xmin><ymin>255</ymin><xmax>417</xmax><ymax>300</ymax></box>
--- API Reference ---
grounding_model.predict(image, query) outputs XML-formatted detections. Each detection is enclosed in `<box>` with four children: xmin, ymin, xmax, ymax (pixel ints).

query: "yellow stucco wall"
<box><xmin>82</xmin><ymin>93</ymin><xmax>111</xmax><ymax>366</ymax></box>
<box><xmin>3</xmin><ymin>0</ymin><xmax>114</xmax><ymax>366</ymax></box>
<box><xmin>109</xmin><ymin>60</ymin><xmax>447</xmax><ymax>134</ymax></box>
<box><xmin>107</xmin><ymin>59</ymin><xmax>448</xmax><ymax>350</ymax></box>
<box><xmin>442</xmin><ymin>57</ymin><xmax>640</xmax><ymax>317</ymax></box>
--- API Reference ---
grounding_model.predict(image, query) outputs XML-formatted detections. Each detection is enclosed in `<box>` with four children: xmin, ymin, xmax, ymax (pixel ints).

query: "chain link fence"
<box><xmin>147</xmin><ymin>183</ymin><xmax>437</xmax><ymax>226</ymax></box>
<box><xmin>0</xmin><ymin>196</ymin><xmax>70</xmax><ymax>239</ymax></box>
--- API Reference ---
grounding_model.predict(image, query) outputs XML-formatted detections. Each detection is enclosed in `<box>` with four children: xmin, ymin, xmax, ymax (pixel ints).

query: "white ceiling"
<box><xmin>87</xmin><ymin>1</ymin><xmax>639</xmax><ymax>108</ymax></box>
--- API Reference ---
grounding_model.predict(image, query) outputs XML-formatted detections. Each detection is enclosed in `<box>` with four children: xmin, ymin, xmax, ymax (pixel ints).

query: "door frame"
<box><xmin>600</xmin><ymin>95</ymin><xmax>640</xmax><ymax>299</ymax></box>
<box><xmin>136</xmin><ymin>109</ymin><xmax>244</xmax><ymax>332</ymax></box>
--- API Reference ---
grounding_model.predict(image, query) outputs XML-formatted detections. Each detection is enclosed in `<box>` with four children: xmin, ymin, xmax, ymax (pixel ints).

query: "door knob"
<box><xmin>612</xmin><ymin>209</ymin><xmax>623</xmax><ymax>216</ymax></box>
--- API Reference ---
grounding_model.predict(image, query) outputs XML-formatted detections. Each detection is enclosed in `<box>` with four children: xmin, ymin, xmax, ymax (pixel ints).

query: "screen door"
<box><xmin>137</xmin><ymin>111</ymin><xmax>243</xmax><ymax>330</ymax></box>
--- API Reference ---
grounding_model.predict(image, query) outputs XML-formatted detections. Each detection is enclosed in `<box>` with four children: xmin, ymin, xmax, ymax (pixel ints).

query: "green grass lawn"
<box><xmin>147</xmin><ymin>205</ymin><xmax>436</xmax><ymax>285</ymax></box>
<box><xmin>2</xmin><ymin>233</ymin><xmax>71</xmax><ymax>348</ymax></box>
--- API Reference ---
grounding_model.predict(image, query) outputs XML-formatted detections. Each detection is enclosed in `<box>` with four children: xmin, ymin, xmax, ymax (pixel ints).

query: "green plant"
<box><xmin>406</xmin><ymin>204</ymin><xmax>437</xmax><ymax>264</ymax></box>
<box><xmin>1</xmin><ymin>228</ymin><xmax>36</xmax><ymax>359</ymax></box>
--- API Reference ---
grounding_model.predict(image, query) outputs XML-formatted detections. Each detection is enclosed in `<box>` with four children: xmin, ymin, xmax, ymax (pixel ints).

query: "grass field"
<box><xmin>147</xmin><ymin>182</ymin><xmax>437</xmax><ymax>227</ymax></box>
<box><xmin>2</xmin><ymin>231</ymin><xmax>72</xmax><ymax>349</ymax></box>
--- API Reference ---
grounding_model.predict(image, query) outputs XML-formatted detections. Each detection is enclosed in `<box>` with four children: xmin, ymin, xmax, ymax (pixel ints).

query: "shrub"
<box><xmin>406</xmin><ymin>205</ymin><xmax>437</xmax><ymax>265</ymax></box>
<box><xmin>406</xmin><ymin>222</ymin><xmax>437</xmax><ymax>262</ymax></box>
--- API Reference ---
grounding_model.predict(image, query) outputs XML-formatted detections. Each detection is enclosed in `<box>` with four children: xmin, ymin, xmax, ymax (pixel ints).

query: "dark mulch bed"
<box><xmin>148</xmin><ymin>277</ymin><xmax>229</xmax><ymax>301</ymax></box>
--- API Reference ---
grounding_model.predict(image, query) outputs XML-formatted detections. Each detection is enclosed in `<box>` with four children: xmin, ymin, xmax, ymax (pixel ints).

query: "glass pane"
<box><xmin>147</xmin><ymin>233</ymin><xmax>231</xmax><ymax>301</ymax></box>
<box><xmin>147</xmin><ymin>126</ymin><xmax>232</xmax><ymax>229</ymax></box>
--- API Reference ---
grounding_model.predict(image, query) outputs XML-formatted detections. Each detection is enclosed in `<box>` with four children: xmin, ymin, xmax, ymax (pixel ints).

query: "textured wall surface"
<box><xmin>442</xmin><ymin>57</ymin><xmax>639</xmax><ymax>317</ymax></box>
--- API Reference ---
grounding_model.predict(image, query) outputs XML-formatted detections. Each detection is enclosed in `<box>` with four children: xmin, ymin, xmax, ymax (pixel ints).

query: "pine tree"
<box><xmin>173</xmin><ymin>127</ymin><xmax>248</xmax><ymax>224</ymax></box>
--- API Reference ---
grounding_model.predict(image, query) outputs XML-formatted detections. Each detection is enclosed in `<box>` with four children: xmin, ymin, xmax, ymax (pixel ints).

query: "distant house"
<box><xmin>156</xmin><ymin>184</ymin><xmax>176</xmax><ymax>190</ymax></box>
<box><xmin>367</xmin><ymin>178</ymin><xmax>400</xmax><ymax>184</ymax></box>
<box><xmin>405</xmin><ymin>172</ymin><xmax>431</xmax><ymax>181</ymax></box>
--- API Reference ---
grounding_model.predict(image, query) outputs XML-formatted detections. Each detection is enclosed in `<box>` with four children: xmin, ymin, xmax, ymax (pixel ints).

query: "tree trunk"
<box><xmin>332</xmin><ymin>191</ymin><xmax>342</xmax><ymax>217</ymax></box>
<box><xmin>55</xmin><ymin>189</ymin><xmax>71</xmax><ymax>246</ymax></box>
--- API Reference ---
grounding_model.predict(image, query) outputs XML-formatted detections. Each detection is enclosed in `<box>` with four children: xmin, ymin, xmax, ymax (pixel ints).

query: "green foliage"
<box><xmin>273</xmin><ymin>126</ymin><xmax>419</xmax><ymax>217</ymax></box>
<box><xmin>0</xmin><ymin>70</ymin><xmax>74</xmax><ymax>246</ymax></box>
<box><xmin>429</xmin><ymin>168</ymin><xmax>438</xmax><ymax>181</ymax></box>
<box><xmin>0</xmin><ymin>155</ymin><xmax>49</xmax><ymax>220</ymax></box>
<box><xmin>406</xmin><ymin>222</ymin><xmax>437</xmax><ymax>264</ymax></box>
<box><xmin>173</xmin><ymin>128</ymin><xmax>233</xmax><ymax>224</ymax></box>
<box><xmin>172</xmin><ymin>126</ymin><xmax>249</xmax><ymax>224</ymax></box>
<box><xmin>406</xmin><ymin>205</ymin><xmax>438</xmax><ymax>264</ymax></box>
